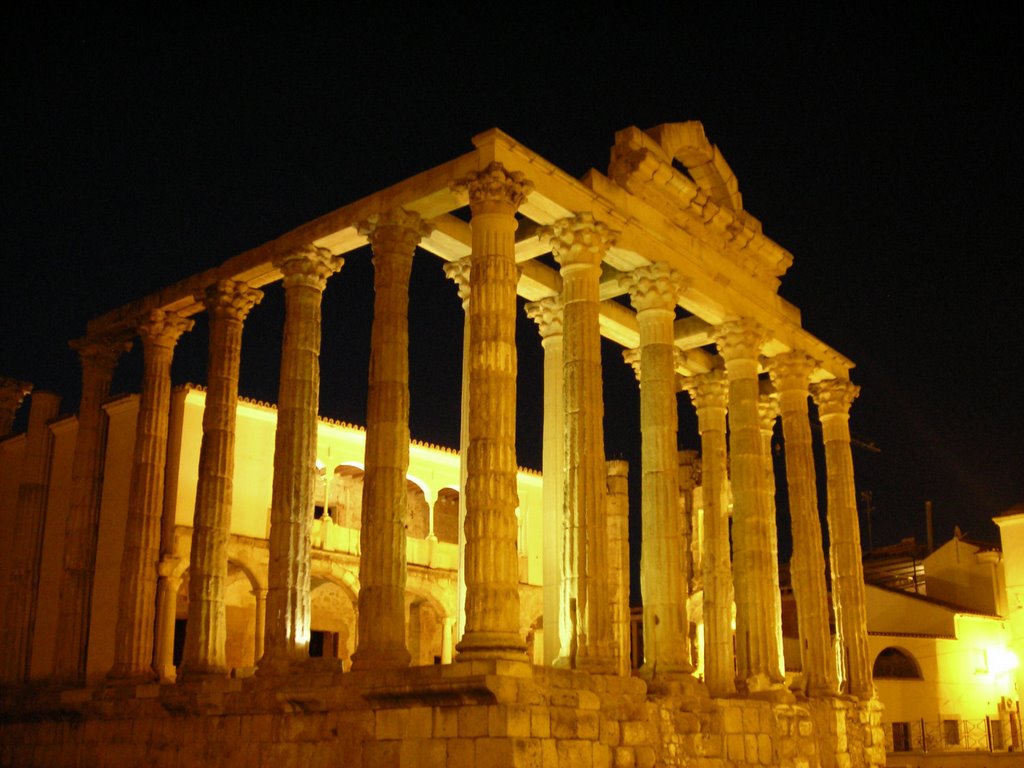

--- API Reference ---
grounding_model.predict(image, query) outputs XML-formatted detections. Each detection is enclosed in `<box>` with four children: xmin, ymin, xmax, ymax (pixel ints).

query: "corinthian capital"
<box><xmin>358</xmin><ymin>209</ymin><xmax>434</xmax><ymax>256</ymax></box>
<box><xmin>713</xmin><ymin>318</ymin><xmax>767</xmax><ymax>363</ymax></box>
<box><xmin>811</xmin><ymin>378</ymin><xmax>859</xmax><ymax>417</ymax></box>
<box><xmin>627</xmin><ymin>262</ymin><xmax>685</xmax><ymax>313</ymax></box>
<box><xmin>622</xmin><ymin>348</ymin><xmax>641</xmax><ymax>381</ymax></box>
<box><xmin>682</xmin><ymin>368</ymin><xmax>728</xmax><ymax>410</ymax></box>
<box><xmin>540</xmin><ymin>213</ymin><xmax>618</xmax><ymax>269</ymax></box>
<box><xmin>766</xmin><ymin>351</ymin><xmax>817</xmax><ymax>395</ymax></box>
<box><xmin>274</xmin><ymin>245</ymin><xmax>344</xmax><ymax>292</ymax></box>
<box><xmin>443</xmin><ymin>258</ymin><xmax>471</xmax><ymax>306</ymax></box>
<box><xmin>524</xmin><ymin>296</ymin><xmax>563</xmax><ymax>339</ymax></box>
<box><xmin>197</xmin><ymin>279</ymin><xmax>263</xmax><ymax>322</ymax></box>
<box><xmin>452</xmin><ymin>162</ymin><xmax>533</xmax><ymax>213</ymax></box>
<box><xmin>758</xmin><ymin>392</ymin><xmax>779</xmax><ymax>431</ymax></box>
<box><xmin>136</xmin><ymin>309</ymin><xmax>194</xmax><ymax>350</ymax></box>
<box><xmin>70</xmin><ymin>333</ymin><xmax>133</xmax><ymax>372</ymax></box>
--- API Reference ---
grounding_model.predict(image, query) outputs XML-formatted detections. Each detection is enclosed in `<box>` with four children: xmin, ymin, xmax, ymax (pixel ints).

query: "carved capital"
<box><xmin>627</xmin><ymin>261</ymin><xmax>685</xmax><ymax>313</ymax></box>
<box><xmin>766</xmin><ymin>351</ymin><xmax>817</xmax><ymax>395</ymax></box>
<box><xmin>622</xmin><ymin>348</ymin><xmax>641</xmax><ymax>381</ymax></box>
<box><xmin>136</xmin><ymin>309</ymin><xmax>194</xmax><ymax>351</ymax></box>
<box><xmin>0</xmin><ymin>377</ymin><xmax>33</xmax><ymax>407</ymax></box>
<box><xmin>682</xmin><ymin>368</ymin><xmax>728</xmax><ymax>411</ymax></box>
<box><xmin>197</xmin><ymin>279</ymin><xmax>263</xmax><ymax>322</ymax></box>
<box><xmin>713</xmin><ymin>318</ymin><xmax>766</xmax><ymax>363</ymax></box>
<box><xmin>70</xmin><ymin>333</ymin><xmax>133</xmax><ymax>373</ymax></box>
<box><xmin>758</xmin><ymin>392</ymin><xmax>779</xmax><ymax>432</ymax></box>
<box><xmin>678</xmin><ymin>449</ymin><xmax>701</xmax><ymax>491</ymax></box>
<box><xmin>274</xmin><ymin>245</ymin><xmax>344</xmax><ymax>292</ymax></box>
<box><xmin>452</xmin><ymin>162</ymin><xmax>532</xmax><ymax>213</ymax></box>
<box><xmin>443</xmin><ymin>258</ymin><xmax>471</xmax><ymax>306</ymax></box>
<box><xmin>540</xmin><ymin>213</ymin><xmax>618</xmax><ymax>269</ymax></box>
<box><xmin>524</xmin><ymin>296</ymin><xmax>563</xmax><ymax>339</ymax></box>
<box><xmin>811</xmin><ymin>378</ymin><xmax>859</xmax><ymax>417</ymax></box>
<box><xmin>358</xmin><ymin>208</ymin><xmax>434</xmax><ymax>260</ymax></box>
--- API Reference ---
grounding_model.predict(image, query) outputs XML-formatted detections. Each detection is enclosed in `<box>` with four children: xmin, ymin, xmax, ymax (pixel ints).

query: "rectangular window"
<box><xmin>891</xmin><ymin>722</ymin><xmax>911</xmax><ymax>752</ymax></box>
<box><xmin>943</xmin><ymin>719</ymin><xmax>960</xmax><ymax>746</ymax></box>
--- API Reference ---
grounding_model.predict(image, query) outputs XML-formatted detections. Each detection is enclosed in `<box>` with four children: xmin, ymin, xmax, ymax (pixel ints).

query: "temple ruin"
<box><xmin>0</xmin><ymin>124</ymin><xmax>887</xmax><ymax>766</ymax></box>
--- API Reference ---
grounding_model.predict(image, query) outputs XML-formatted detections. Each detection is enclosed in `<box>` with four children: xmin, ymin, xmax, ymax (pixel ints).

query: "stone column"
<box><xmin>443</xmin><ymin>258</ymin><xmax>471</xmax><ymax>643</ymax></box>
<box><xmin>606</xmin><ymin>460</ymin><xmax>631</xmax><ymax>677</ymax></box>
<box><xmin>769</xmin><ymin>352</ymin><xmax>837</xmax><ymax>697</ymax></box>
<box><xmin>682</xmin><ymin>370</ymin><xmax>735</xmax><ymax>696</ymax></box>
<box><xmin>53</xmin><ymin>333</ymin><xmax>131</xmax><ymax>686</ymax></box>
<box><xmin>627</xmin><ymin>262</ymin><xmax>692</xmax><ymax>676</ymax></box>
<box><xmin>812</xmin><ymin>378</ymin><xmax>873</xmax><ymax>699</ymax></box>
<box><xmin>351</xmin><ymin>211</ymin><xmax>430</xmax><ymax>670</ymax></box>
<box><xmin>757</xmin><ymin>389</ymin><xmax>786</xmax><ymax>680</ymax></box>
<box><xmin>179</xmin><ymin>279</ymin><xmax>262</xmax><ymax>679</ymax></box>
<box><xmin>678</xmin><ymin>449</ymin><xmax>700</xmax><ymax>670</ymax></box>
<box><xmin>259</xmin><ymin>246</ymin><xmax>343</xmax><ymax>673</ymax></box>
<box><xmin>1</xmin><ymin>390</ymin><xmax>60</xmax><ymax>683</ymax></box>
<box><xmin>0</xmin><ymin>377</ymin><xmax>32</xmax><ymax>436</ymax></box>
<box><xmin>713</xmin><ymin>319</ymin><xmax>783</xmax><ymax>692</ymax></box>
<box><xmin>109</xmin><ymin>310</ymin><xmax>193</xmax><ymax>682</ymax></box>
<box><xmin>545</xmin><ymin>213</ymin><xmax>616</xmax><ymax>672</ymax></box>
<box><xmin>153</xmin><ymin>557</ymin><xmax>181</xmax><ymax>681</ymax></box>
<box><xmin>524</xmin><ymin>296</ymin><xmax>567</xmax><ymax>666</ymax></box>
<box><xmin>452</xmin><ymin>162</ymin><xmax>531</xmax><ymax>661</ymax></box>
<box><xmin>253</xmin><ymin>588</ymin><xmax>267</xmax><ymax>662</ymax></box>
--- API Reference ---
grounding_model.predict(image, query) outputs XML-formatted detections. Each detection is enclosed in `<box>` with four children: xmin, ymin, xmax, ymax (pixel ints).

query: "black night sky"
<box><xmin>2</xmin><ymin>7</ymin><xmax>1021</xmax><ymax>566</ymax></box>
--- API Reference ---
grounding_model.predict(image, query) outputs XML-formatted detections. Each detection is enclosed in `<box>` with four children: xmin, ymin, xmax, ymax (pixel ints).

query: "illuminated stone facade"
<box><xmin>0</xmin><ymin>124</ymin><xmax>886</xmax><ymax>766</ymax></box>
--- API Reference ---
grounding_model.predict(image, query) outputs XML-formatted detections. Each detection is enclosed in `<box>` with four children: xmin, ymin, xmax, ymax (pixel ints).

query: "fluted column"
<box><xmin>153</xmin><ymin>557</ymin><xmax>181</xmax><ymax>681</ymax></box>
<box><xmin>258</xmin><ymin>246</ymin><xmax>343</xmax><ymax>673</ymax></box>
<box><xmin>627</xmin><ymin>262</ymin><xmax>691</xmax><ymax>676</ymax></box>
<box><xmin>109</xmin><ymin>310</ymin><xmax>193</xmax><ymax>682</ymax></box>
<box><xmin>1</xmin><ymin>390</ymin><xmax>60</xmax><ymax>683</ymax></box>
<box><xmin>769</xmin><ymin>352</ymin><xmax>836</xmax><ymax>697</ymax></box>
<box><xmin>352</xmin><ymin>211</ymin><xmax>430</xmax><ymax>670</ymax></box>
<box><xmin>714</xmin><ymin>319</ymin><xmax>783</xmax><ymax>692</ymax></box>
<box><xmin>812</xmin><ymin>378</ymin><xmax>873</xmax><ymax>699</ymax></box>
<box><xmin>525</xmin><ymin>296</ymin><xmax>567</xmax><ymax>666</ymax></box>
<box><xmin>253</xmin><ymin>588</ymin><xmax>267</xmax><ymax>662</ymax></box>
<box><xmin>606</xmin><ymin>460</ymin><xmax>631</xmax><ymax>677</ymax></box>
<box><xmin>453</xmin><ymin>163</ymin><xmax>531</xmax><ymax>661</ymax></box>
<box><xmin>757</xmin><ymin>389</ymin><xmax>786</xmax><ymax>681</ymax></box>
<box><xmin>443</xmin><ymin>258</ymin><xmax>471</xmax><ymax>643</ymax></box>
<box><xmin>678</xmin><ymin>449</ymin><xmax>700</xmax><ymax>670</ymax></box>
<box><xmin>682</xmin><ymin>370</ymin><xmax>735</xmax><ymax>696</ymax></box>
<box><xmin>53</xmin><ymin>333</ymin><xmax>131</xmax><ymax>686</ymax></box>
<box><xmin>179</xmin><ymin>279</ymin><xmax>262</xmax><ymax>679</ymax></box>
<box><xmin>545</xmin><ymin>213</ymin><xmax>616</xmax><ymax>672</ymax></box>
<box><xmin>0</xmin><ymin>377</ymin><xmax>32</xmax><ymax>436</ymax></box>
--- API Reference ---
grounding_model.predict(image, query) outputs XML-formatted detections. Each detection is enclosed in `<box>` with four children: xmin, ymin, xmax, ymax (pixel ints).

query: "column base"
<box><xmin>105</xmin><ymin>666</ymin><xmax>158</xmax><ymax>686</ymax></box>
<box><xmin>176</xmin><ymin>663</ymin><xmax>230</xmax><ymax>682</ymax></box>
<box><xmin>455</xmin><ymin>631</ymin><xmax>526</xmax><ymax>663</ymax></box>
<box><xmin>350</xmin><ymin>645</ymin><xmax>412</xmax><ymax>672</ymax></box>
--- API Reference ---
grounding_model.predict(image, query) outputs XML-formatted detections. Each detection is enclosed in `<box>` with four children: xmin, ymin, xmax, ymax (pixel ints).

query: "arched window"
<box><xmin>873</xmin><ymin>647</ymin><xmax>922</xmax><ymax>679</ymax></box>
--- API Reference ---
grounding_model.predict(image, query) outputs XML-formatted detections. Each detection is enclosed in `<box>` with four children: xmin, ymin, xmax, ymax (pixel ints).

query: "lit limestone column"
<box><xmin>812</xmin><ymin>378</ymin><xmax>873</xmax><ymax>699</ymax></box>
<box><xmin>678</xmin><ymin>449</ymin><xmax>700</xmax><ymax>668</ymax></box>
<box><xmin>525</xmin><ymin>296</ymin><xmax>567</xmax><ymax>666</ymax></box>
<box><xmin>260</xmin><ymin>246</ymin><xmax>343</xmax><ymax>673</ymax></box>
<box><xmin>109</xmin><ymin>309</ymin><xmax>193</xmax><ymax>682</ymax></box>
<box><xmin>625</xmin><ymin>263</ymin><xmax>692</xmax><ymax>675</ymax></box>
<box><xmin>253</xmin><ymin>588</ymin><xmax>267</xmax><ymax>662</ymax></box>
<box><xmin>0</xmin><ymin>377</ymin><xmax>32</xmax><ymax>436</ymax></box>
<box><xmin>757</xmin><ymin>389</ymin><xmax>786</xmax><ymax>680</ymax></box>
<box><xmin>545</xmin><ymin>213</ymin><xmax>616</xmax><ymax>672</ymax></box>
<box><xmin>713</xmin><ymin>319</ymin><xmax>783</xmax><ymax>692</ymax></box>
<box><xmin>443</xmin><ymin>257</ymin><xmax>471</xmax><ymax>643</ymax></box>
<box><xmin>53</xmin><ymin>333</ymin><xmax>131</xmax><ymax>685</ymax></box>
<box><xmin>153</xmin><ymin>557</ymin><xmax>181</xmax><ymax>681</ymax></box>
<box><xmin>179</xmin><ymin>279</ymin><xmax>262</xmax><ymax>679</ymax></box>
<box><xmin>606</xmin><ymin>460</ymin><xmax>631</xmax><ymax>677</ymax></box>
<box><xmin>351</xmin><ymin>211</ymin><xmax>431</xmax><ymax>670</ymax></box>
<box><xmin>1</xmin><ymin>390</ymin><xmax>60</xmax><ymax>683</ymax></box>
<box><xmin>769</xmin><ymin>352</ymin><xmax>837</xmax><ymax>697</ymax></box>
<box><xmin>682</xmin><ymin>370</ymin><xmax>736</xmax><ymax>696</ymax></box>
<box><xmin>452</xmin><ymin>163</ymin><xmax>531</xmax><ymax>661</ymax></box>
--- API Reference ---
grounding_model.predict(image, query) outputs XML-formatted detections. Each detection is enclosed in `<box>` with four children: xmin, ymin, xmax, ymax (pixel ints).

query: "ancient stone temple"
<box><xmin>0</xmin><ymin>124</ymin><xmax>886</xmax><ymax>767</ymax></box>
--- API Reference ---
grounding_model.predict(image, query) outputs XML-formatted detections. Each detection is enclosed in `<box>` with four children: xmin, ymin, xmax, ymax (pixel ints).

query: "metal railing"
<box><xmin>884</xmin><ymin>717</ymin><xmax>1022</xmax><ymax>753</ymax></box>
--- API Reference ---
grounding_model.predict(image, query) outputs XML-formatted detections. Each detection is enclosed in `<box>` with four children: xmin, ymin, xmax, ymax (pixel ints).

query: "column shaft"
<box><xmin>180</xmin><ymin>279</ymin><xmax>262</xmax><ymax>679</ymax></box>
<box><xmin>525</xmin><ymin>297</ymin><xmax>566</xmax><ymax>666</ymax></box>
<box><xmin>454</xmin><ymin>163</ymin><xmax>530</xmax><ymax>660</ymax></box>
<box><xmin>110</xmin><ymin>310</ymin><xmax>192</xmax><ymax>681</ymax></box>
<box><xmin>628</xmin><ymin>262</ymin><xmax>691</xmax><ymax>675</ymax></box>
<box><xmin>606</xmin><ymin>460</ymin><xmax>631</xmax><ymax>676</ymax></box>
<box><xmin>714</xmin><ymin>319</ymin><xmax>783</xmax><ymax>692</ymax></box>
<box><xmin>683</xmin><ymin>370</ymin><xmax>736</xmax><ymax>696</ymax></box>
<box><xmin>549</xmin><ymin>213</ymin><xmax>616</xmax><ymax>672</ymax></box>
<box><xmin>757</xmin><ymin>391</ymin><xmax>786</xmax><ymax>679</ymax></box>
<box><xmin>153</xmin><ymin>559</ymin><xmax>180</xmax><ymax>681</ymax></box>
<box><xmin>813</xmin><ymin>379</ymin><xmax>873</xmax><ymax>699</ymax></box>
<box><xmin>770</xmin><ymin>352</ymin><xmax>837</xmax><ymax>696</ymax></box>
<box><xmin>53</xmin><ymin>334</ymin><xmax>130</xmax><ymax>685</ymax></box>
<box><xmin>1</xmin><ymin>391</ymin><xmax>60</xmax><ymax>683</ymax></box>
<box><xmin>260</xmin><ymin>246</ymin><xmax>342</xmax><ymax>672</ymax></box>
<box><xmin>353</xmin><ymin>212</ymin><xmax>428</xmax><ymax>670</ymax></box>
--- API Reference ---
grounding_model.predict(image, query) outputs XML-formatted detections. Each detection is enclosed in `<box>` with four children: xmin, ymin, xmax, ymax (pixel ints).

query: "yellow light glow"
<box><xmin>988</xmin><ymin>646</ymin><xmax>1020</xmax><ymax>675</ymax></box>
